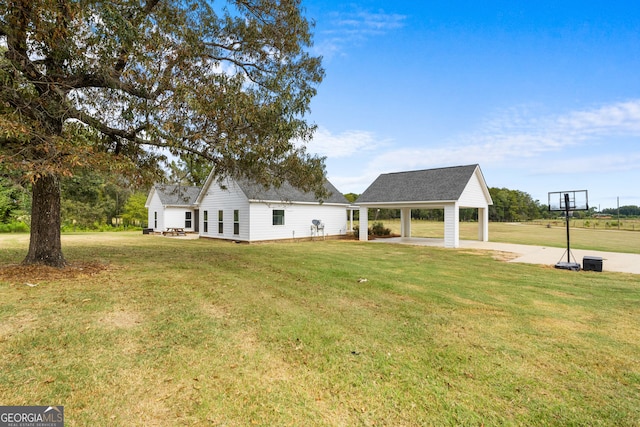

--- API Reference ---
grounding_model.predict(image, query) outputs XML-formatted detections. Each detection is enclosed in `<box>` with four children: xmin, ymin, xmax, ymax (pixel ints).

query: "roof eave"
<box><xmin>356</xmin><ymin>200</ymin><xmax>459</xmax><ymax>206</ymax></box>
<box><xmin>248</xmin><ymin>199</ymin><xmax>349</xmax><ymax>206</ymax></box>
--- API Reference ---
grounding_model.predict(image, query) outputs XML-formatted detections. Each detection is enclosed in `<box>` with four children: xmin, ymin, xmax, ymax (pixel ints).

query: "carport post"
<box><xmin>400</xmin><ymin>208</ymin><xmax>411</xmax><ymax>238</ymax></box>
<box><xmin>359</xmin><ymin>207</ymin><xmax>369</xmax><ymax>241</ymax></box>
<box><xmin>444</xmin><ymin>203</ymin><xmax>460</xmax><ymax>248</ymax></box>
<box><xmin>478</xmin><ymin>207</ymin><xmax>489</xmax><ymax>242</ymax></box>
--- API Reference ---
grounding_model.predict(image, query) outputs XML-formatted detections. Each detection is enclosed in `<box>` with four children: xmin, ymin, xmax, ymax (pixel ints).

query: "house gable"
<box><xmin>457</xmin><ymin>166</ymin><xmax>493</xmax><ymax>207</ymax></box>
<box><xmin>144</xmin><ymin>187</ymin><xmax>157</xmax><ymax>209</ymax></box>
<box><xmin>197</xmin><ymin>176</ymin><xmax>251</xmax><ymax>240</ymax></box>
<box><xmin>145</xmin><ymin>188</ymin><xmax>164</xmax><ymax>230</ymax></box>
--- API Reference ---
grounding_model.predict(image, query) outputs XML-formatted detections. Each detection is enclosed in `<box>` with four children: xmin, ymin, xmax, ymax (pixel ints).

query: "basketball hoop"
<box><xmin>548</xmin><ymin>190</ymin><xmax>589</xmax><ymax>271</ymax></box>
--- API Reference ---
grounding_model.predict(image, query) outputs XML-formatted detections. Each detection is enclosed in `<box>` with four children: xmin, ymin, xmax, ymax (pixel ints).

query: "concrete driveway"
<box><xmin>373</xmin><ymin>237</ymin><xmax>640</xmax><ymax>275</ymax></box>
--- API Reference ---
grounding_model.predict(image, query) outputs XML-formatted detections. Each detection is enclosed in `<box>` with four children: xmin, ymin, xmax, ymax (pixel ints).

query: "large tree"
<box><xmin>0</xmin><ymin>0</ymin><xmax>325</xmax><ymax>267</ymax></box>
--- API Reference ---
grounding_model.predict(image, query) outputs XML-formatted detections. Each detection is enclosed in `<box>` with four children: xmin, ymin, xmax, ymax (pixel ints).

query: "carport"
<box><xmin>356</xmin><ymin>164</ymin><xmax>493</xmax><ymax>248</ymax></box>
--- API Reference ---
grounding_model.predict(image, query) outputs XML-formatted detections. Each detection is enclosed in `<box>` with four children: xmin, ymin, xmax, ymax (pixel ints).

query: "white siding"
<box><xmin>198</xmin><ymin>178</ymin><xmax>251</xmax><ymax>241</ymax></box>
<box><xmin>444</xmin><ymin>203</ymin><xmax>459</xmax><ymax>248</ymax></box>
<box><xmin>458</xmin><ymin>169</ymin><xmax>489</xmax><ymax>208</ymax></box>
<box><xmin>197</xmin><ymin>176</ymin><xmax>349</xmax><ymax>242</ymax></box>
<box><xmin>457</xmin><ymin>168</ymin><xmax>491</xmax><ymax>243</ymax></box>
<box><xmin>146</xmin><ymin>190</ymin><xmax>165</xmax><ymax>231</ymax></box>
<box><xmin>145</xmin><ymin>189</ymin><xmax>196</xmax><ymax>232</ymax></box>
<box><xmin>164</xmin><ymin>208</ymin><xmax>195</xmax><ymax>231</ymax></box>
<box><xmin>249</xmin><ymin>202</ymin><xmax>348</xmax><ymax>242</ymax></box>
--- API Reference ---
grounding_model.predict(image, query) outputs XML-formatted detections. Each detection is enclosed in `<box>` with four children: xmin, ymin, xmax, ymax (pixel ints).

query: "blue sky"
<box><xmin>300</xmin><ymin>1</ymin><xmax>640</xmax><ymax>209</ymax></box>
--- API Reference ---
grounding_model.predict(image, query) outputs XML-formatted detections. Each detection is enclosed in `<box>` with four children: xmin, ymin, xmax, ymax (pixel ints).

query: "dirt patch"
<box><xmin>489</xmin><ymin>250</ymin><xmax>521</xmax><ymax>262</ymax></box>
<box><xmin>0</xmin><ymin>261</ymin><xmax>109</xmax><ymax>284</ymax></box>
<box><xmin>458</xmin><ymin>249</ymin><xmax>520</xmax><ymax>262</ymax></box>
<box><xmin>0</xmin><ymin>312</ymin><xmax>38</xmax><ymax>340</ymax></box>
<box><xmin>98</xmin><ymin>310</ymin><xmax>144</xmax><ymax>329</ymax></box>
<box><xmin>200</xmin><ymin>303</ymin><xmax>228</xmax><ymax>320</ymax></box>
<box><xmin>533</xmin><ymin>316</ymin><xmax>588</xmax><ymax>334</ymax></box>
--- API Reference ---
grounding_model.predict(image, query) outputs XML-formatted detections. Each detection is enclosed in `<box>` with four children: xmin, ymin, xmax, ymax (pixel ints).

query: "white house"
<box><xmin>145</xmin><ymin>164</ymin><xmax>492</xmax><ymax>247</ymax></box>
<box><xmin>145</xmin><ymin>184</ymin><xmax>201</xmax><ymax>233</ymax></box>
<box><xmin>195</xmin><ymin>173</ymin><xmax>350</xmax><ymax>242</ymax></box>
<box><xmin>356</xmin><ymin>164</ymin><xmax>493</xmax><ymax>248</ymax></box>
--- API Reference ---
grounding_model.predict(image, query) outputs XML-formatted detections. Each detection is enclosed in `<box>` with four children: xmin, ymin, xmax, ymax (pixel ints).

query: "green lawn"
<box><xmin>1</xmin><ymin>232</ymin><xmax>639</xmax><ymax>426</ymax></box>
<box><xmin>376</xmin><ymin>219</ymin><xmax>640</xmax><ymax>254</ymax></box>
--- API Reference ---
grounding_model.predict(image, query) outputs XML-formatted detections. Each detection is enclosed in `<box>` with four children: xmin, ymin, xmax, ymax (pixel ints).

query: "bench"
<box><xmin>163</xmin><ymin>227</ymin><xmax>186</xmax><ymax>236</ymax></box>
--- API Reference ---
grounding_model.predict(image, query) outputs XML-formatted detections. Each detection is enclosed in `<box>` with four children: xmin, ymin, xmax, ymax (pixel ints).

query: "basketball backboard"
<box><xmin>548</xmin><ymin>190</ymin><xmax>589</xmax><ymax>212</ymax></box>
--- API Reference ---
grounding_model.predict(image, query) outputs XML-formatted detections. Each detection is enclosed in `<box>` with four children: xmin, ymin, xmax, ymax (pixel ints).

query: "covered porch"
<box><xmin>358</xmin><ymin>203</ymin><xmax>489</xmax><ymax>248</ymax></box>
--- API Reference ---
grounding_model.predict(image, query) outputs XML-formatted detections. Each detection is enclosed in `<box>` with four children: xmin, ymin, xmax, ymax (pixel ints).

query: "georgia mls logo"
<box><xmin>0</xmin><ymin>406</ymin><xmax>64</xmax><ymax>427</ymax></box>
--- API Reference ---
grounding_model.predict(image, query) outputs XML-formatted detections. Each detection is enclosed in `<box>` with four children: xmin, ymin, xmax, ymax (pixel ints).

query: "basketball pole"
<box><xmin>564</xmin><ymin>193</ymin><xmax>571</xmax><ymax>264</ymax></box>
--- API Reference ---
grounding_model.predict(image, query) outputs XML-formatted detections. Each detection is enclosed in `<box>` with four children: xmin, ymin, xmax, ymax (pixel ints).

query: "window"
<box><xmin>233</xmin><ymin>210</ymin><xmax>240</xmax><ymax>235</ymax></box>
<box><xmin>154</xmin><ymin>211</ymin><xmax>157</xmax><ymax>229</ymax></box>
<box><xmin>185</xmin><ymin>211</ymin><xmax>192</xmax><ymax>228</ymax></box>
<box><xmin>218</xmin><ymin>210</ymin><xmax>224</xmax><ymax>234</ymax></box>
<box><xmin>272</xmin><ymin>209</ymin><xmax>285</xmax><ymax>226</ymax></box>
<box><xmin>203</xmin><ymin>210</ymin><xmax>208</xmax><ymax>233</ymax></box>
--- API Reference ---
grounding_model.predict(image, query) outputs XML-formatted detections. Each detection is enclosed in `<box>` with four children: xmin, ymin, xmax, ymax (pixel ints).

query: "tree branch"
<box><xmin>113</xmin><ymin>0</ymin><xmax>161</xmax><ymax>74</ymax></box>
<box><xmin>68</xmin><ymin>106</ymin><xmax>146</xmax><ymax>143</ymax></box>
<box><xmin>67</xmin><ymin>72</ymin><xmax>151</xmax><ymax>99</ymax></box>
<box><xmin>65</xmin><ymin>106</ymin><xmax>217</xmax><ymax>164</ymax></box>
<box><xmin>3</xmin><ymin>3</ymin><xmax>51</xmax><ymax>96</ymax></box>
<box><xmin>141</xmin><ymin>139</ymin><xmax>220</xmax><ymax>164</ymax></box>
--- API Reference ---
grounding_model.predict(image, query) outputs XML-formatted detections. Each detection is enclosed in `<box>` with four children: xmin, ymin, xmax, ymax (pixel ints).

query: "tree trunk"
<box><xmin>23</xmin><ymin>174</ymin><xmax>66</xmax><ymax>267</ymax></box>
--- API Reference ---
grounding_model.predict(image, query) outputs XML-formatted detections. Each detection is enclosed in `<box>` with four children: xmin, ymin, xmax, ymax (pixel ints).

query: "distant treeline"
<box><xmin>599</xmin><ymin>205</ymin><xmax>640</xmax><ymax>216</ymax></box>
<box><xmin>0</xmin><ymin>170</ymin><xmax>148</xmax><ymax>231</ymax></box>
<box><xmin>487</xmin><ymin>187</ymin><xmax>552</xmax><ymax>222</ymax></box>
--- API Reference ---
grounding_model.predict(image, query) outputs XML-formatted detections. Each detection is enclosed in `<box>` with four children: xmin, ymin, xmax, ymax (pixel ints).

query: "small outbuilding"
<box><xmin>356</xmin><ymin>164</ymin><xmax>493</xmax><ymax>248</ymax></box>
<box><xmin>145</xmin><ymin>184</ymin><xmax>201</xmax><ymax>233</ymax></box>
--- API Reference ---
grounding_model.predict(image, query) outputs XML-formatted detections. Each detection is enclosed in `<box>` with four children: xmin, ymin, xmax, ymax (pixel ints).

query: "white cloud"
<box><xmin>321</xmin><ymin>99</ymin><xmax>640</xmax><ymax>193</ymax></box>
<box><xmin>329</xmin><ymin>172</ymin><xmax>381</xmax><ymax>195</ymax></box>
<box><xmin>313</xmin><ymin>8</ymin><xmax>407</xmax><ymax>59</ymax></box>
<box><xmin>532</xmin><ymin>152</ymin><xmax>640</xmax><ymax>175</ymax></box>
<box><xmin>363</xmin><ymin>100</ymin><xmax>640</xmax><ymax>175</ymax></box>
<box><xmin>307</xmin><ymin>127</ymin><xmax>388</xmax><ymax>158</ymax></box>
<box><xmin>556</xmin><ymin>101</ymin><xmax>640</xmax><ymax>136</ymax></box>
<box><xmin>336</xmin><ymin>10</ymin><xmax>407</xmax><ymax>34</ymax></box>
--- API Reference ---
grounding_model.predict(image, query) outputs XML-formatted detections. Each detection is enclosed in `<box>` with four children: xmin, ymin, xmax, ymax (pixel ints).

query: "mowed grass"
<box><xmin>379</xmin><ymin>219</ymin><xmax>640</xmax><ymax>254</ymax></box>
<box><xmin>0</xmin><ymin>232</ymin><xmax>639</xmax><ymax>426</ymax></box>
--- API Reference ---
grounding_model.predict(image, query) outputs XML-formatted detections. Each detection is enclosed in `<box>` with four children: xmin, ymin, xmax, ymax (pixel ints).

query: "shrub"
<box><xmin>371</xmin><ymin>221</ymin><xmax>391</xmax><ymax>236</ymax></box>
<box><xmin>0</xmin><ymin>221</ymin><xmax>30</xmax><ymax>233</ymax></box>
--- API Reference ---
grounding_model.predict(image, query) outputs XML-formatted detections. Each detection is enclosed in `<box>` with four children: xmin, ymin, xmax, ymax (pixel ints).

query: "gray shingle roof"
<box><xmin>356</xmin><ymin>164</ymin><xmax>480</xmax><ymax>203</ymax></box>
<box><xmin>154</xmin><ymin>184</ymin><xmax>201</xmax><ymax>206</ymax></box>
<box><xmin>236</xmin><ymin>178</ymin><xmax>349</xmax><ymax>205</ymax></box>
